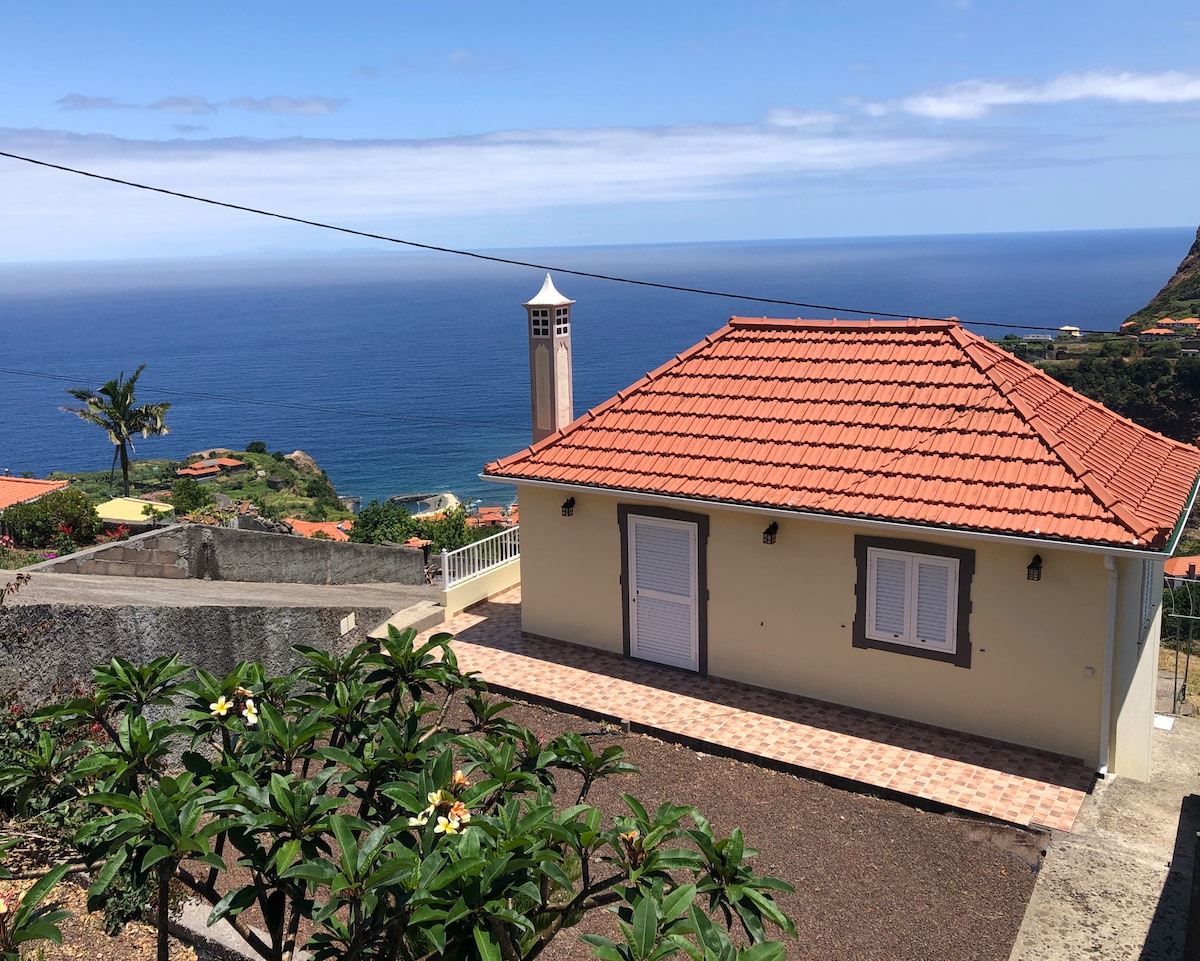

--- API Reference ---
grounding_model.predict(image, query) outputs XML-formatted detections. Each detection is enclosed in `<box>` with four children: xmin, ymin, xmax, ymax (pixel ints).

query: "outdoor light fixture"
<box><xmin>1027</xmin><ymin>555</ymin><xmax>1043</xmax><ymax>581</ymax></box>
<box><xmin>561</xmin><ymin>497</ymin><xmax>575</xmax><ymax>517</ymax></box>
<box><xmin>762</xmin><ymin>522</ymin><xmax>778</xmax><ymax>545</ymax></box>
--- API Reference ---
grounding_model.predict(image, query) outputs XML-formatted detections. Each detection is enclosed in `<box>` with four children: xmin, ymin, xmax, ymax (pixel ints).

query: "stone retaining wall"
<box><xmin>33</xmin><ymin>524</ymin><xmax>426</xmax><ymax>586</ymax></box>
<box><xmin>0</xmin><ymin>601</ymin><xmax>396</xmax><ymax>697</ymax></box>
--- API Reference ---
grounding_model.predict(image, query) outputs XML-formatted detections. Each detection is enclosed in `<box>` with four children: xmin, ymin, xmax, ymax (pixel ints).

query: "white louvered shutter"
<box><xmin>870</xmin><ymin>553</ymin><xmax>908</xmax><ymax>639</ymax></box>
<box><xmin>915</xmin><ymin>559</ymin><xmax>953</xmax><ymax>651</ymax></box>
<box><xmin>629</xmin><ymin>517</ymin><xmax>697</xmax><ymax>671</ymax></box>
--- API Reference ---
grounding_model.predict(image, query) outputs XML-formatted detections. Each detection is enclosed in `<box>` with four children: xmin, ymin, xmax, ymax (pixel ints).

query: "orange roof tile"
<box><xmin>1165</xmin><ymin>555</ymin><xmax>1200</xmax><ymax>578</ymax></box>
<box><xmin>1141</xmin><ymin>327</ymin><xmax>1177</xmax><ymax>336</ymax></box>
<box><xmin>286</xmin><ymin>519</ymin><xmax>352</xmax><ymax>541</ymax></box>
<box><xmin>485</xmin><ymin>318</ymin><xmax>1200</xmax><ymax>550</ymax></box>
<box><xmin>0</xmin><ymin>477</ymin><xmax>69</xmax><ymax>511</ymax></box>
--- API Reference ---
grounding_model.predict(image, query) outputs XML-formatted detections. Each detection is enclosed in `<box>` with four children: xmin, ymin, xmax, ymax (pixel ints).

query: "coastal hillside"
<box><xmin>1124</xmin><ymin>224</ymin><xmax>1200</xmax><ymax>328</ymax></box>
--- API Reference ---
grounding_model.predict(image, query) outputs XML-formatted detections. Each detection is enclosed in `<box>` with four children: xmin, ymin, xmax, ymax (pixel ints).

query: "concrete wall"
<box><xmin>518</xmin><ymin>483</ymin><xmax>1116</xmax><ymax>766</ymax></box>
<box><xmin>440</xmin><ymin>557</ymin><xmax>521</xmax><ymax>617</ymax></box>
<box><xmin>35</xmin><ymin>525</ymin><xmax>426</xmax><ymax>586</ymax></box>
<box><xmin>0</xmin><ymin>602</ymin><xmax>395</xmax><ymax>698</ymax></box>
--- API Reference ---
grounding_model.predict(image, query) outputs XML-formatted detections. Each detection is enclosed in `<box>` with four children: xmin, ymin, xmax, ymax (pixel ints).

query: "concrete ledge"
<box><xmin>440</xmin><ymin>558</ymin><xmax>520</xmax><ymax>617</ymax></box>
<box><xmin>370</xmin><ymin>600</ymin><xmax>446</xmax><ymax>639</ymax></box>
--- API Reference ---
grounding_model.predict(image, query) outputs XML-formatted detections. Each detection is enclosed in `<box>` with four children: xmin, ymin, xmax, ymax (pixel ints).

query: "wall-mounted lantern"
<box><xmin>762</xmin><ymin>522</ymin><xmax>778</xmax><ymax>545</ymax></box>
<box><xmin>561</xmin><ymin>497</ymin><xmax>576</xmax><ymax>517</ymax></box>
<box><xmin>1027</xmin><ymin>554</ymin><xmax>1043</xmax><ymax>581</ymax></box>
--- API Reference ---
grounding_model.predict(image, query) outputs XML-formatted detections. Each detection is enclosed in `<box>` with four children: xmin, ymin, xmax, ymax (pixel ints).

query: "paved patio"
<box><xmin>419</xmin><ymin>586</ymin><xmax>1093</xmax><ymax>832</ymax></box>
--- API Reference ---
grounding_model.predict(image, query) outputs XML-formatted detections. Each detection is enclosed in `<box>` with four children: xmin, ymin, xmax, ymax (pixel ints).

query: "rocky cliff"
<box><xmin>1125</xmin><ymin>225</ymin><xmax>1200</xmax><ymax>328</ymax></box>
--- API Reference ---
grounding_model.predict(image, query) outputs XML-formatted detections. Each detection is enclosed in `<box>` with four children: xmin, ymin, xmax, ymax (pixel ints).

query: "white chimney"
<box><xmin>523</xmin><ymin>273</ymin><xmax>575</xmax><ymax>442</ymax></box>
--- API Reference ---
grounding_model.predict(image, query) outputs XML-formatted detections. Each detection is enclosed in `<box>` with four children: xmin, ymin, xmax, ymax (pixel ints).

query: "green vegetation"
<box><xmin>50</xmin><ymin>448</ymin><xmax>353</xmax><ymax>523</ymax></box>
<box><xmin>0</xmin><ymin>489</ymin><xmax>101</xmax><ymax>550</ymax></box>
<box><xmin>1040</xmin><ymin>351</ymin><xmax>1200</xmax><ymax>445</ymax></box>
<box><xmin>61</xmin><ymin>365</ymin><xmax>171</xmax><ymax>497</ymax></box>
<box><xmin>350</xmin><ymin>502</ymin><xmax>496</xmax><ymax>552</ymax></box>
<box><xmin>169</xmin><ymin>476</ymin><xmax>216</xmax><ymax>515</ymax></box>
<box><xmin>1123</xmin><ymin>225</ymin><xmax>1200</xmax><ymax>330</ymax></box>
<box><xmin>1</xmin><ymin>635</ymin><xmax>794</xmax><ymax>961</ymax></box>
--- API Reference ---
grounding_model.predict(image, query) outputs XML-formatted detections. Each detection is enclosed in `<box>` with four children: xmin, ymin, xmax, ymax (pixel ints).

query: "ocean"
<box><xmin>0</xmin><ymin>227</ymin><xmax>1192</xmax><ymax>508</ymax></box>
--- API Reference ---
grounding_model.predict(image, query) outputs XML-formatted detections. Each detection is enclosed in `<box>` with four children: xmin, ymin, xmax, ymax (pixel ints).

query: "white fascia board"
<box><xmin>480</xmin><ymin>473</ymin><xmax>1169</xmax><ymax>560</ymax></box>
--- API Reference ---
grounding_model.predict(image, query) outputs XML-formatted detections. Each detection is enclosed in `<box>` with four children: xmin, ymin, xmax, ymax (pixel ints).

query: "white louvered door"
<box><xmin>628</xmin><ymin>515</ymin><xmax>698</xmax><ymax>671</ymax></box>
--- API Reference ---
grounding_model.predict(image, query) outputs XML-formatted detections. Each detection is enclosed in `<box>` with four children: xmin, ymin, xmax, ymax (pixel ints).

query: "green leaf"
<box><xmin>87</xmin><ymin>848</ymin><xmax>128</xmax><ymax>906</ymax></box>
<box><xmin>12</xmin><ymin>862</ymin><xmax>71</xmax><ymax>926</ymax></box>
<box><xmin>661</xmin><ymin>883</ymin><xmax>696</xmax><ymax>924</ymax></box>
<box><xmin>11</xmin><ymin>921</ymin><xmax>66</xmax><ymax>946</ymax></box>
<box><xmin>473</xmin><ymin>926</ymin><xmax>502</xmax><ymax>961</ymax></box>
<box><xmin>737</xmin><ymin>943</ymin><xmax>788</xmax><ymax>961</ymax></box>
<box><xmin>632</xmin><ymin>894</ymin><xmax>658</xmax><ymax>960</ymax></box>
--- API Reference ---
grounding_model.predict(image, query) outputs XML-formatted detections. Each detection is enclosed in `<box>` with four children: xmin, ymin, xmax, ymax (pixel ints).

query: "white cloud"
<box><xmin>764</xmin><ymin>108</ymin><xmax>839</xmax><ymax>128</ymax></box>
<box><xmin>0</xmin><ymin>121</ymin><xmax>974</xmax><ymax>258</ymax></box>
<box><xmin>871</xmin><ymin>70</ymin><xmax>1200</xmax><ymax>120</ymax></box>
<box><xmin>56</xmin><ymin>94</ymin><xmax>132</xmax><ymax>111</ymax></box>
<box><xmin>152</xmin><ymin>96</ymin><xmax>219</xmax><ymax>115</ymax></box>
<box><xmin>227</xmin><ymin>95</ymin><xmax>345</xmax><ymax>115</ymax></box>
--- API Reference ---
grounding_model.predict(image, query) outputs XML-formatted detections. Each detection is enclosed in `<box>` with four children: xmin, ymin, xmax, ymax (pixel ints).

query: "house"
<box><xmin>483</xmin><ymin>278</ymin><xmax>1200</xmax><ymax>781</ymax></box>
<box><xmin>1164</xmin><ymin>555</ymin><xmax>1200</xmax><ymax>587</ymax></box>
<box><xmin>177</xmin><ymin>457</ymin><xmax>249</xmax><ymax>481</ymax></box>
<box><xmin>94</xmin><ymin>496</ymin><xmax>175</xmax><ymax>525</ymax></box>
<box><xmin>0</xmin><ymin>477</ymin><xmax>68</xmax><ymax>511</ymax></box>
<box><xmin>286</xmin><ymin>518</ymin><xmax>353</xmax><ymax>542</ymax></box>
<box><xmin>1139</xmin><ymin>327</ymin><xmax>1178</xmax><ymax>343</ymax></box>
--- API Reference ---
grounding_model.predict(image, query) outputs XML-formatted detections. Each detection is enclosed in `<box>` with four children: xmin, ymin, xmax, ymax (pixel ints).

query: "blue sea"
<box><xmin>0</xmin><ymin>228</ymin><xmax>1192</xmax><ymax>508</ymax></box>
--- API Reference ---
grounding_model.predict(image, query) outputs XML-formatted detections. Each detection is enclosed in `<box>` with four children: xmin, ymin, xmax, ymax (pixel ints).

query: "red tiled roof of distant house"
<box><xmin>0</xmin><ymin>477</ymin><xmax>69</xmax><ymax>511</ymax></box>
<box><xmin>211</xmin><ymin>457</ymin><xmax>246</xmax><ymax>468</ymax></box>
<box><xmin>403</xmin><ymin>537</ymin><xmax>433</xmax><ymax>548</ymax></box>
<box><xmin>177</xmin><ymin>464</ymin><xmax>222</xmax><ymax>478</ymax></box>
<box><xmin>1141</xmin><ymin>327</ymin><xmax>1178</xmax><ymax>336</ymax></box>
<box><xmin>485</xmin><ymin>318</ymin><xmax>1200</xmax><ymax>550</ymax></box>
<box><xmin>469</xmin><ymin>506</ymin><xmax>512</xmax><ymax>528</ymax></box>
<box><xmin>286</xmin><ymin>519</ymin><xmax>352</xmax><ymax>541</ymax></box>
<box><xmin>1176</xmin><ymin>318</ymin><xmax>1200</xmax><ymax>326</ymax></box>
<box><xmin>1165</xmin><ymin>556</ymin><xmax>1200</xmax><ymax>578</ymax></box>
<box><xmin>1119</xmin><ymin>321</ymin><xmax>1138</xmax><ymax>329</ymax></box>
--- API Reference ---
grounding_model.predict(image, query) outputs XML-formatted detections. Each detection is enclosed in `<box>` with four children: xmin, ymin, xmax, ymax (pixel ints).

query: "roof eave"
<box><xmin>481</xmin><ymin>472</ymin><xmax>1173</xmax><ymax>558</ymax></box>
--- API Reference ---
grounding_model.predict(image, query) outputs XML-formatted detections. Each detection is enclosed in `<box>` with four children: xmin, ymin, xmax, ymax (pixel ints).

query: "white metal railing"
<box><xmin>440</xmin><ymin>526</ymin><xmax>519</xmax><ymax>590</ymax></box>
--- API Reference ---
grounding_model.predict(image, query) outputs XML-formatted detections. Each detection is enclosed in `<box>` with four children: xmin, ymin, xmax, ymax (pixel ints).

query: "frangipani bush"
<box><xmin>13</xmin><ymin>627</ymin><xmax>794</xmax><ymax>961</ymax></box>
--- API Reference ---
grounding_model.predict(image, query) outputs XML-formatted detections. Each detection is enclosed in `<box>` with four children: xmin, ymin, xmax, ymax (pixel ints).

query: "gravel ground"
<box><xmin>10</xmin><ymin>698</ymin><xmax>1044</xmax><ymax>961</ymax></box>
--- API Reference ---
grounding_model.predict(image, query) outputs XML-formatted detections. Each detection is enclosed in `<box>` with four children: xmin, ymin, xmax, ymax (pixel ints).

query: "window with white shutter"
<box><xmin>854</xmin><ymin>536</ymin><xmax>974</xmax><ymax>668</ymax></box>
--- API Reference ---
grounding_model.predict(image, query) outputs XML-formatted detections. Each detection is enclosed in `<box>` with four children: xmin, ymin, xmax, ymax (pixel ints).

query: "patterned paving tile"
<box><xmin>423</xmin><ymin>588</ymin><xmax>1092</xmax><ymax>832</ymax></box>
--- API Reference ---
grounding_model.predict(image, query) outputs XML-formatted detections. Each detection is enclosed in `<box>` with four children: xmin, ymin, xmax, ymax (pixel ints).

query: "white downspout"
<box><xmin>1099</xmin><ymin>554</ymin><xmax>1119</xmax><ymax>776</ymax></box>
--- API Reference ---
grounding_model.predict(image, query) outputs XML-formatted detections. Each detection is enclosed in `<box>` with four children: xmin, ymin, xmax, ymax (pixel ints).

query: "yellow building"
<box><xmin>486</xmin><ymin>300</ymin><xmax>1200</xmax><ymax>782</ymax></box>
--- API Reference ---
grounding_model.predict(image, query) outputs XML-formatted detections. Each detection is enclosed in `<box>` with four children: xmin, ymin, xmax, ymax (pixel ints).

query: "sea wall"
<box><xmin>33</xmin><ymin>524</ymin><xmax>426</xmax><ymax>586</ymax></box>
<box><xmin>0</xmin><ymin>601</ymin><xmax>395</xmax><ymax>697</ymax></box>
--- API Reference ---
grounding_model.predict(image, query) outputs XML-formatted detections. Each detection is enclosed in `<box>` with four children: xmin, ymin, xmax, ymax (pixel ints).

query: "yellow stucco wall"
<box><xmin>518</xmin><ymin>484</ymin><xmax>1111</xmax><ymax>764</ymax></box>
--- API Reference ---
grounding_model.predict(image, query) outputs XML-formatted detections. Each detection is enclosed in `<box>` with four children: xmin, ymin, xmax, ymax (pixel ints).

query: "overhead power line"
<box><xmin>0</xmin><ymin>149</ymin><xmax>1125</xmax><ymax>334</ymax></box>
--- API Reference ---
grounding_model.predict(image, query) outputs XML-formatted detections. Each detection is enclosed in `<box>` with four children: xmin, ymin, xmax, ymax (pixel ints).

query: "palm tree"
<box><xmin>62</xmin><ymin>365</ymin><xmax>171</xmax><ymax>496</ymax></box>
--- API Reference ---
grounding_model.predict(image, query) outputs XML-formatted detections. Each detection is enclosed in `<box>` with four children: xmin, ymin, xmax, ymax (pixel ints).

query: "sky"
<box><xmin>1</xmin><ymin>1</ymin><xmax>1198</xmax><ymax>262</ymax></box>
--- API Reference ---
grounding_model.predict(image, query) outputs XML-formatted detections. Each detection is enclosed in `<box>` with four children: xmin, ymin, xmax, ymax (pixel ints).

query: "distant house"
<box><xmin>94</xmin><ymin>496</ymin><xmax>175</xmax><ymax>525</ymax></box>
<box><xmin>1139</xmin><ymin>327</ymin><xmax>1178</xmax><ymax>342</ymax></box>
<box><xmin>286</xmin><ymin>518</ymin><xmax>353</xmax><ymax>542</ymax></box>
<box><xmin>485</xmin><ymin>278</ymin><xmax>1200</xmax><ymax>782</ymax></box>
<box><xmin>468</xmin><ymin>506</ymin><xmax>518</xmax><ymax>529</ymax></box>
<box><xmin>1165</xmin><ymin>556</ymin><xmax>1200</xmax><ymax>587</ymax></box>
<box><xmin>0</xmin><ymin>477</ymin><xmax>68</xmax><ymax>511</ymax></box>
<box><xmin>177</xmin><ymin>457</ymin><xmax>249</xmax><ymax>481</ymax></box>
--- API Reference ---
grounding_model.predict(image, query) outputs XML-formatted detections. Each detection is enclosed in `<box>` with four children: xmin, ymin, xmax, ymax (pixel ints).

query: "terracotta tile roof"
<box><xmin>286</xmin><ymin>519</ymin><xmax>352</xmax><ymax>541</ymax></box>
<box><xmin>177</xmin><ymin>464</ymin><xmax>221</xmax><ymax>478</ymax></box>
<box><xmin>1165</xmin><ymin>556</ymin><xmax>1200</xmax><ymax>578</ymax></box>
<box><xmin>0</xmin><ymin>477</ymin><xmax>68</xmax><ymax>511</ymax></box>
<box><xmin>1141</xmin><ymin>327</ymin><xmax>1178</xmax><ymax>336</ymax></box>
<box><xmin>486</xmin><ymin>318</ymin><xmax>1200</xmax><ymax>550</ymax></box>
